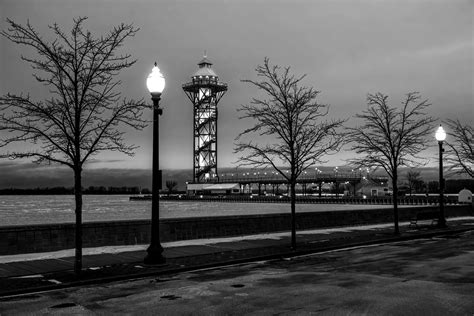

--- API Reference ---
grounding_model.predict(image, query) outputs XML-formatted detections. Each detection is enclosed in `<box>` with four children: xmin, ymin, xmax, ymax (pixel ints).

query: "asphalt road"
<box><xmin>1</xmin><ymin>230</ymin><xmax>473</xmax><ymax>315</ymax></box>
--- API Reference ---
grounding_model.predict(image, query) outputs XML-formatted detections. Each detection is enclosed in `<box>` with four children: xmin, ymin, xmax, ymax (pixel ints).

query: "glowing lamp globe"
<box><xmin>146</xmin><ymin>63</ymin><xmax>165</xmax><ymax>95</ymax></box>
<box><xmin>435</xmin><ymin>125</ymin><xmax>446</xmax><ymax>142</ymax></box>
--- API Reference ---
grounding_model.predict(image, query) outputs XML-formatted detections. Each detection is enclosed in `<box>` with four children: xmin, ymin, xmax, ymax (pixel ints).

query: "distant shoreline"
<box><xmin>0</xmin><ymin>187</ymin><xmax>151</xmax><ymax>195</ymax></box>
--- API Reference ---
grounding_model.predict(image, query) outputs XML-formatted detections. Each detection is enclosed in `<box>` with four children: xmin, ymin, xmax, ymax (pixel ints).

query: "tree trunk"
<box><xmin>74</xmin><ymin>167</ymin><xmax>83</xmax><ymax>276</ymax></box>
<box><xmin>290</xmin><ymin>180</ymin><xmax>296</xmax><ymax>250</ymax></box>
<box><xmin>392</xmin><ymin>170</ymin><xmax>400</xmax><ymax>235</ymax></box>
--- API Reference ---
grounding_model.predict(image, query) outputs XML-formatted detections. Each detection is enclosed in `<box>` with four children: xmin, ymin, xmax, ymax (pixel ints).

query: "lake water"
<box><xmin>0</xmin><ymin>195</ymin><xmax>396</xmax><ymax>226</ymax></box>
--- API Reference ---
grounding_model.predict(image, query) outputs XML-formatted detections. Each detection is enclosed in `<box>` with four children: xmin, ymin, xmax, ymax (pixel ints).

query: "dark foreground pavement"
<box><xmin>1</xmin><ymin>223</ymin><xmax>474</xmax><ymax>315</ymax></box>
<box><xmin>0</xmin><ymin>217</ymin><xmax>473</xmax><ymax>299</ymax></box>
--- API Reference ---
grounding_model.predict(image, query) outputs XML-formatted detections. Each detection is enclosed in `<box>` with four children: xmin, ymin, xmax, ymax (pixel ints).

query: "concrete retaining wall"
<box><xmin>1</xmin><ymin>205</ymin><xmax>472</xmax><ymax>255</ymax></box>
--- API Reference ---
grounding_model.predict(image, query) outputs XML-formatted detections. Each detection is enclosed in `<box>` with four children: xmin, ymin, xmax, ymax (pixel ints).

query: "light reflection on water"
<box><xmin>0</xmin><ymin>195</ymin><xmax>393</xmax><ymax>226</ymax></box>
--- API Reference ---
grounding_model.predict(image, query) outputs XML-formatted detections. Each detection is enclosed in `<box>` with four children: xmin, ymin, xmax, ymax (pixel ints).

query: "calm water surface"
<box><xmin>0</xmin><ymin>195</ymin><xmax>393</xmax><ymax>226</ymax></box>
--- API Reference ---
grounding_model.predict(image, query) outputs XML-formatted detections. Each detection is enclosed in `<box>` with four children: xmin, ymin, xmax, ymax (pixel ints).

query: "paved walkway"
<box><xmin>1</xmin><ymin>217</ymin><xmax>473</xmax><ymax>297</ymax></box>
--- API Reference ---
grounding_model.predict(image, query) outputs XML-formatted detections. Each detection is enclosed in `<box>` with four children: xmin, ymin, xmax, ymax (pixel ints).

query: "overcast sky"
<box><xmin>0</xmin><ymin>0</ymin><xmax>472</xmax><ymax>174</ymax></box>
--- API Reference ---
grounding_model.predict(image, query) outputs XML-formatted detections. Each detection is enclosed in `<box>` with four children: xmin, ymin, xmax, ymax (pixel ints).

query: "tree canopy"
<box><xmin>235</xmin><ymin>58</ymin><xmax>344</xmax><ymax>180</ymax></box>
<box><xmin>0</xmin><ymin>17</ymin><xmax>147</xmax><ymax>167</ymax></box>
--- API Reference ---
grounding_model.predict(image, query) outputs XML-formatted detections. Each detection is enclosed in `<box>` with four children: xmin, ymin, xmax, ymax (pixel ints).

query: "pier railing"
<box><xmin>158</xmin><ymin>194</ymin><xmax>463</xmax><ymax>205</ymax></box>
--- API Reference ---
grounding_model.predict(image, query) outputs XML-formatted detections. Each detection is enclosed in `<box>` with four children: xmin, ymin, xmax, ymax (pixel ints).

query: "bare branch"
<box><xmin>346</xmin><ymin>92</ymin><xmax>435</xmax><ymax>179</ymax></box>
<box><xmin>0</xmin><ymin>17</ymin><xmax>143</xmax><ymax>171</ymax></box>
<box><xmin>235</xmin><ymin>58</ymin><xmax>346</xmax><ymax>181</ymax></box>
<box><xmin>444</xmin><ymin>119</ymin><xmax>473</xmax><ymax>177</ymax></box>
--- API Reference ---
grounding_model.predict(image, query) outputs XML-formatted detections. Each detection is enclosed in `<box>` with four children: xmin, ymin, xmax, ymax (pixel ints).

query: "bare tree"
<box><xmin>0</xmin><ymin>18</ymin><xmax>147</xmax><ymax>275</ymax></box>
<box><xmin>406</xmin><ymin>169</ymin><xmax>424</xmax><ymax>196</ymax></box>
<box><xmin>235</xmin><ymin>58</ymin><xmax>345</xmax><ymax>249</ymax></box>
<box><xmin>427</xmin><ymin>180</ymin><xmax>439</xmax><ymax>193</ymax></box>
<box><xmin>165</xmin><ymin>180</ymin><xmax>177</xmax><ymax>196</ymax></box>
<box><xmin>346</xmin><ymin>92</ymin><xmax>435</xmax><ymax>234</ymax></box>
<box><xmin>444</xmin><ymin>119</ymin><xmax>473</xmax><ymax>177</ymax></box>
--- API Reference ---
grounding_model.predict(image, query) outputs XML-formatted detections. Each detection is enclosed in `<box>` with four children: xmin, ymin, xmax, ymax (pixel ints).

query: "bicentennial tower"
<box><xmin>182</xmin><ymin>55</ymin><xmax>228</xmax><ymax>183</ymax></box>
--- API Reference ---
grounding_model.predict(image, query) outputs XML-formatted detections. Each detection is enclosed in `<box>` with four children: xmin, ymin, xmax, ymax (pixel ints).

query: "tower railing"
<box><xmin>182</xmin><ymin>79</ymin><xmax>227</xmax><ymax>90</ymax></box>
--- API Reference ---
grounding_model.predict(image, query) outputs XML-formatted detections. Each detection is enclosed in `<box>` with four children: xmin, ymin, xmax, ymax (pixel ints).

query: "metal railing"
<box><xmin>160</xmin><ymin>194</ymin><xmax>462</xmax><ymax>205</ymax></box>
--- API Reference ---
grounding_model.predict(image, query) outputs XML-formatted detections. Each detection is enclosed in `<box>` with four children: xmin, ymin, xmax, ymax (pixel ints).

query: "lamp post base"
<box><xmin>437</xmin><ymin>219</ymin><xmax>447</xmax><ymax>228</ymax></box>
<box><xmin>144</xmin><ymin>253</ymin><xmax>166</xmax><ymax>265</ymax></box>
<box><xmin>144</xmin><ymin>245</ymin><xmax>166</xmax><ymax>265</ymax></box>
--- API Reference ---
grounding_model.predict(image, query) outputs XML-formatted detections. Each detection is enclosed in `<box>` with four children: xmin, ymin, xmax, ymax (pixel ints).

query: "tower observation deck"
<box><xmin>182</xmin><ymin>55</ymin><xmax>228</xmax><ymax>183</ymax></box>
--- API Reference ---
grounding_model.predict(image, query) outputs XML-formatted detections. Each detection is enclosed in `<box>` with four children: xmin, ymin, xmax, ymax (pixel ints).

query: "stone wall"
<box><xmin>0</xmin><ymin>205</ymin><xmax>472</xmax><ymax>255</ymax></box>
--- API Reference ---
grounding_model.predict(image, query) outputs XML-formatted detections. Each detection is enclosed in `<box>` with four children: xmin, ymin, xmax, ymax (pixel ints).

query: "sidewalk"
<box><xmin>1</xmin><ymin>217</ymin><xmax>474</xmax><ymax>297</ymax></box>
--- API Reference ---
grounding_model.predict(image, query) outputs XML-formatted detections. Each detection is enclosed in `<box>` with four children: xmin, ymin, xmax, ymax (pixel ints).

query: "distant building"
<box><xmin>187</xmin><ymin>183</ymin><xmax>240</xmax><ymax>196</ymax></box>
<box><xmin>458</xmin><ymin>188</ymin><xmax>472</xmax><ymax>204</ymax></box>
<box><xmin>356</xmin><ymin>178</ymin><xmax>392</xmax><ymax>197</ymax></box>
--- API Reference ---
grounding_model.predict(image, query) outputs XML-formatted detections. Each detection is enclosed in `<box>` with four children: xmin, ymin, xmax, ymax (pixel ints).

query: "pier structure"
<box><xmin>217</xmin><ymin>172</ymin><xmax>363</xmax><ymax>196</ymax></box>
<box><xmin>183</xmin><ymin>55</ymin><xmax>228</xmax><ymax>183</ymax></box>
<box><xmin>187</xmin><ymin>171</ymin><xmax>388</xmax><ymax>197</ymax></box>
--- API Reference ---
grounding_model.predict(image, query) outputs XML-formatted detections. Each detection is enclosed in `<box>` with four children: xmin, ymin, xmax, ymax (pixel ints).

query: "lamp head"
<box><xmin>435</xmin><ymin>124</ymin><xmax>446</xmax><ymax>142</ymax></box>
<box><xmin>146</xmin><ymin>62</ymin><xmax>165</xmax><ymax>96</ymax></box>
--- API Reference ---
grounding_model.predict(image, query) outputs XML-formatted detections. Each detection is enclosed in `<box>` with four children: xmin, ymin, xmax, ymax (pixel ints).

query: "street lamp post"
<box><xmin>435</xmin><ymin>125</ymin><xmax>447</xmax><ymax>228</ymax></box>
<box><xmin>144</xmin><ymin>62</ymin><xmax>166</xmax><ymax>264</ymax></box>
